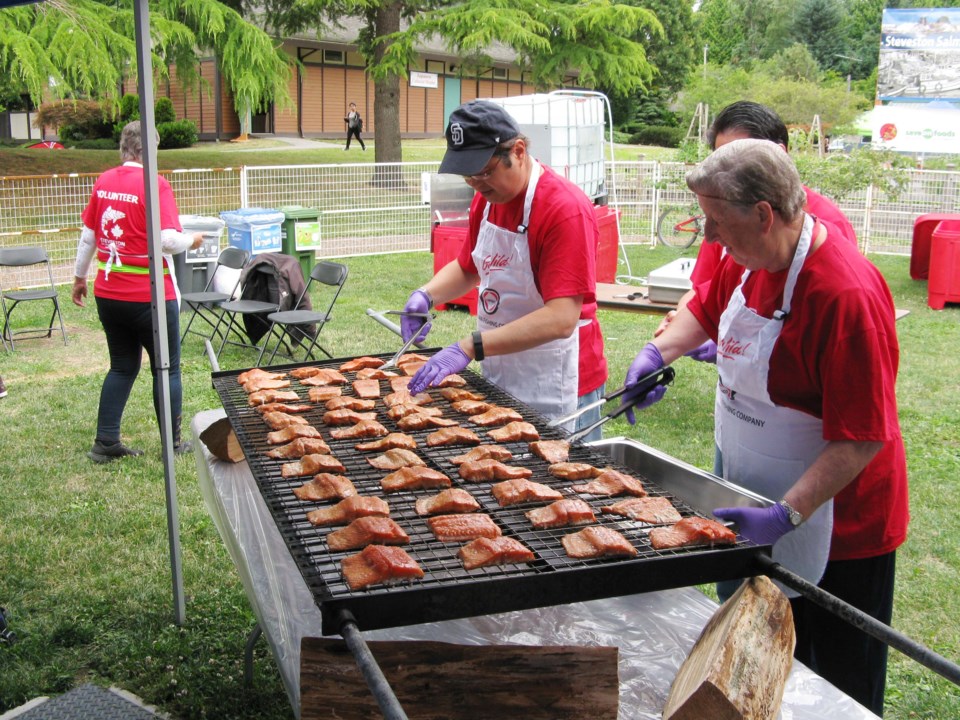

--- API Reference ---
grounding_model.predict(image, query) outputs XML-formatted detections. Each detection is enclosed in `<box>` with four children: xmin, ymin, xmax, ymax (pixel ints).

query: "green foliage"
<box><xmin>157</xmin><ymin>119</ymin><xmax>198</xmax><ymax>149</ymax></box>
<box><xmin>62</xmin><ymin>137</ymin><xmax>120</xmax><ymax>150</ymax></box>
<box><xmin>120</xmin><ymin>94</ymin><xmax>141</xmax><ymax>123</ymax></box>
<box><xmin>793</xmin><ymin>148</ymin><xmax>913</xmax><ymax>202</ymax></box>
<box><xmin>154</xmin><ymin>97</ymin><xmax>176</xmax><ymax>124</ymax></box>
<box><xmin>629</xmin><ymin>125</ymin><xmax>685</xmax><ymax>148</ymax></box>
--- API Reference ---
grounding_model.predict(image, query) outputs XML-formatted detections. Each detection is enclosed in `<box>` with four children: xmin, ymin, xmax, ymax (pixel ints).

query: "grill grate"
<box><xmin>213</xmin><ymin>353</ymin><xmax>766</xmax><ymax>635</ymax></box>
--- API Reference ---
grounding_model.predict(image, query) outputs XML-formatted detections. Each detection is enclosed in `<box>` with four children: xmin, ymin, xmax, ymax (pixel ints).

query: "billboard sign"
<box><xmin>878</xmin><ymin>8</ymin><xmax>960</xmax><ymax>102</ymax></box>
<box><xmin>871</xmin><ymin>103</ymin><xmax>960</xmax><ymax>154</ymax></box>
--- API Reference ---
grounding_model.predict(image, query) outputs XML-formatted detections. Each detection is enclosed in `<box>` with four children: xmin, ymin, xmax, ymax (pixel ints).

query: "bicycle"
<box><xmin>656</xmin><ymin>204</ymin><xmax>704</xmax><ymax>249</ymax></box>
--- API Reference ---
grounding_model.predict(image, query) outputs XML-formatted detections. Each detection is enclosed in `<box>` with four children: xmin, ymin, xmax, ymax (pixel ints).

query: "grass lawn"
<box><xmin>0</xmin><ymin>241</ymin><xmax>957</xmax><ymax>719</ymax></box>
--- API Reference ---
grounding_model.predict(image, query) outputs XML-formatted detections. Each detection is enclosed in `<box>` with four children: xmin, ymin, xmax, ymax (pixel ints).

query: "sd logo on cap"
<box><xmin>439</xmin><ymin>101</ymin><xmax>520</xmax><ymax>176</ymax></box>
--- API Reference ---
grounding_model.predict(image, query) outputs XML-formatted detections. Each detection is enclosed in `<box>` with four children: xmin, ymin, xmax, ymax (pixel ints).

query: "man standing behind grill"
<box><xmin>402</xmin><ymin>101</ymin><xmax>607</xmax><ymax>437</ymax></box>
<box><xmin>72</xmin><ymin>120</ymin><xmax>203</xmax><ymax>463</ymax></box>
<box><xmin>622</xmin><ymin>139</ymin><xmax>908</xmax><ymax>717</ymax></box>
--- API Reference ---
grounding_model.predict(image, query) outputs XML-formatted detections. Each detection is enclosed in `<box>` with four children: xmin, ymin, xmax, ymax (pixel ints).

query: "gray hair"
<box><xmin>686</xmin><ymin>138</ymin><xmax>806</xmax><ymax>221</ymax></box>
<box><xmin>119</xmin><ymin>120</ymin><xmax>145</xmax><ymax>162</ymax></box>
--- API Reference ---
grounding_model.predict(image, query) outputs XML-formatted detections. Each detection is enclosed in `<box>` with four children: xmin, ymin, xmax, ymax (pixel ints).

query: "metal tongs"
<box><xmin>366</xmin><ymin>308</ymin><xmax>435</xmax><ymax>370</ymax></box>
<box><xmin>551</xmin><ymin>366</ymin><xmax>676</xmax><ymax>444</ymax></box>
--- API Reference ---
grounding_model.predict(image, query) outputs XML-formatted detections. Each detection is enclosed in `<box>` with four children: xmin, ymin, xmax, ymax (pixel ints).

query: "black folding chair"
<box><xmin>256</xmin><ymin>261</ymin><xmax>349</xmax><ymax>365</ymax></box>
<box><xmin>0</xmin><ymin>246</ymin><xmax>67</xmax><ymax>351</ymax></box>
<box><xmin>180</xmin><ymin>246</ymin><xmax>250</xmax><ymax>346</ymax></box>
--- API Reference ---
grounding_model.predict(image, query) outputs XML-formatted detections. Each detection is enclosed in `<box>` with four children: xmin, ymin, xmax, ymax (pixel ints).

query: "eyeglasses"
<box><xmin>464</xmin><ymin>156</ymin><xmax>502</xmax><ymax>183</ymax></box>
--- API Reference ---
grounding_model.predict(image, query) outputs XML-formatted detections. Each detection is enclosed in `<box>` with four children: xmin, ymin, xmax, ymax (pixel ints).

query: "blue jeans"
<box><xmin>574</xmin><ymin>384</ymin><xmax>605</xmax><ymax>443</ymax></box>
<box><xmin>95</xmin><ymin>297</ymin><xmax>182</xmax><ymax>444</ymax></box>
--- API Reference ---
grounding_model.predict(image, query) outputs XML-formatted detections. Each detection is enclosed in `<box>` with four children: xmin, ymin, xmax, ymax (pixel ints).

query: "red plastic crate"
<box><xmin>911</xmin><ymin>213</ymin><xmax>960</xmax><ymax>280</ymax></box>
<box><xmin>431</xmin><ymin>225</ymin><xmax>478</xmax><ymax>315</ymax></box>
<box><xmin>928</xmin><ymin>220</ymin><xmax>960</xmax><ymax>310</ymax></box>
<box><xmin>595</xmin><ymin>205</ymin><xmax>621</xmax><ymax>284</ymax></box>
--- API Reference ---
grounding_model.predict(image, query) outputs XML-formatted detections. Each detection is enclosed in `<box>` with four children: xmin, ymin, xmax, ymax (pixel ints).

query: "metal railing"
<box><xmin>2</xmin><ymin>161</ymin><xmax>959</xmax><ymax>287</ymax></box>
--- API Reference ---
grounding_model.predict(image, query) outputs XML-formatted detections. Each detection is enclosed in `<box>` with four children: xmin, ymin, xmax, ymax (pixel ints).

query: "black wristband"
<box><xmin>472</xmin><ymin>331</ymin><xmax>485</xmax><ymax>362</ymax></box>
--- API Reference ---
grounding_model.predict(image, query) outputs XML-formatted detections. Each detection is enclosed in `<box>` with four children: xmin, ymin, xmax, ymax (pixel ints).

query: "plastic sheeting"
<box><xmin>192</xmin><ymin>410</ymin><xmax>878</xmax><ymax>720</ymax></box>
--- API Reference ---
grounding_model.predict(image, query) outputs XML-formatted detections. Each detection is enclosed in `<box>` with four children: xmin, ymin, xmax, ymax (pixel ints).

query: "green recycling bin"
<box><xmin>279</xmin><ymin>206</ymin><xmax>321</xmax><ymax>281</ymax></box>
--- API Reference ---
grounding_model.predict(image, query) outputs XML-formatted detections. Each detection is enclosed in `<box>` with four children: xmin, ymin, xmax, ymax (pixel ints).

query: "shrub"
<box><xmin>34</xmin><ymin>100</ymin><xmax>111</xmax><ymax>139</ymax></box>
<box><xmin>64</xmin><ymin>138</ymin><xmax>120</xmax><ymax>150</ymax></box>
<box><xmin>629</xmin><ymin>125</ymin><xmax>685</xmax><ymax>148</ymax></box>
<box><xmin>158</xmin><ymin>120</ymin><xmax>197</xmax><ymax>149</ymax></box>
<box><xmin>154</xmin><ymin>97</ymin><xmax>176</xmax><ymax>124</ymax></box>
<box><xmin>119</xmin><ymin>93</ymin><xmax>140</xmax><ymax>122</ymax></box>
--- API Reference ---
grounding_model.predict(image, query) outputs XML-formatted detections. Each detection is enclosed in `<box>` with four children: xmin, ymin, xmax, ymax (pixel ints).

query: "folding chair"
<box><xmin>0</xmin><ymin>246</ymin><xmax>67</xmax><ymax>351</ymax></box>
<box><xmin>180</xmin><ymin>246</ymin><xmax>250</xmax><ymax>346</ymax></box>
<box><xmin>256</xmin><ymin>261</ymin><xmax>349</xmax><ymax>365</ymax></box>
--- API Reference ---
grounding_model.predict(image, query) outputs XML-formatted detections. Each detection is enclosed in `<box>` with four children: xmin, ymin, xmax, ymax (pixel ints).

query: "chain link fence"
<box><xmin>2</xmin><ymin>161</ymin><xmax>958</xmax><ymax>288</ymax></box>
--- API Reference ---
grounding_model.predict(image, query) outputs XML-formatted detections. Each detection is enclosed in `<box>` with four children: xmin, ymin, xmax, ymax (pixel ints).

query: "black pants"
<box><xmin>345</xmin><ymin>126</ymin><xmax>365</xmax><ymax>150</ymax></box>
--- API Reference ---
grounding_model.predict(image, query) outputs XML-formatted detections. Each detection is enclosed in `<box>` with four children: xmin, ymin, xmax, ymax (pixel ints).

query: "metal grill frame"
<box><xmin>214</xmin><ymin>353</ymin><xmax>768</xmax><ymax>636</ymax></box>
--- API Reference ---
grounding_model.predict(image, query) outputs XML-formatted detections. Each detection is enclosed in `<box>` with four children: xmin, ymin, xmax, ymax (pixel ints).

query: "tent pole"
<box><xmin>134</xmin><ymin>0</ymin><xmax>186</xmax><ymax>626</ymax></box>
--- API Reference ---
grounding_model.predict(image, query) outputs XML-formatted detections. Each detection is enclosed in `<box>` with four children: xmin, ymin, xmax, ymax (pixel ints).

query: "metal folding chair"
<box><xmin>0</xmin><ymin>246</ymin><xmax>67</xmax><ymax>351</ymax></box>
<box><xmin>256</xmin><ymin>261</ymin><xmax>349</xmax><ymax>365</ymax></box>
<box><xmin>180</xmin><ymin>246</ymin><xmax>250</xmax><ymax>346</ymax></box>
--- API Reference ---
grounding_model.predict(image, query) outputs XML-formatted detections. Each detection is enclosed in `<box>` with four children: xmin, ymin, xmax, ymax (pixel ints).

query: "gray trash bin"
<box><xmin>175</xmin><ymin>215</ymin><xmax>226</xmax><ymax>300</ymax></box>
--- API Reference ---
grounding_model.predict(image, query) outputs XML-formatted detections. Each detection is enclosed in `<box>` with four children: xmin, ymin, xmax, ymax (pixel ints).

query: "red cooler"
<box><xmin>928</xmin><ymin>220</ymin><xmax>960</xmax><ymax>310</ymax></box>
<box><xmin>595</xmin><ymin>205</ymin><xmax>621</xmax><ymax>284</ymax></box>
<box><xmin>431</xmin><ymin>225</ymin><xmax>478</xmax><ymax>314</ymax></box>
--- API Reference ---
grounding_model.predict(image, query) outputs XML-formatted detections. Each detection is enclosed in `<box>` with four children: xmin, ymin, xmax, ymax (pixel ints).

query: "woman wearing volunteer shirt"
<box><xmin>622</xmin><ymin>139</ymin><xmax>908</xmax><ymax>717</ymax></box>
<box><xmin>72</xmin><ymin>121</ymin><xmax>202</xmax><ymax>464</ymax></box>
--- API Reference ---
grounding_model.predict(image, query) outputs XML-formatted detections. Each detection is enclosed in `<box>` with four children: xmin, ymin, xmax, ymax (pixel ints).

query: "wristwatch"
<box><xmin>472</xmin><ymin>331</ymin><xmax>485</xmax><ymax>362</ymax></box>
<box><xmin>778</xmin><ymin>499</ymin><xmax>804</xmax><ymax>527</ymax></box>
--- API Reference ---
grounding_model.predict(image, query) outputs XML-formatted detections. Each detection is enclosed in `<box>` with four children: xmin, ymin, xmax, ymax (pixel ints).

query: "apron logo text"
<box><xmin>722</xmin><ymin>400</ymin><xmax>766</xmax><ymax>428</ymax></box>
<box><xmin>718</xmin><ymin>337</ymin><xmax>752</xmax><ymax>359</ymax></box>
<box><xmin>481</xmin><ymin>252</ymin><xmax>511</xmax><ymax>274</ymax></box>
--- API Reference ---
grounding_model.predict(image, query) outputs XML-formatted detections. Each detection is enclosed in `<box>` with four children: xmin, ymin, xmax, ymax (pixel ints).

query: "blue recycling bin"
<box><xmin>220</xmin><ymin>208</ymin><xmax>284</xmax><ymax>256</ymax></box>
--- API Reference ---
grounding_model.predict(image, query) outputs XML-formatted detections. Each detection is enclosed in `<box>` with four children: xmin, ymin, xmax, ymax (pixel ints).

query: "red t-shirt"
<box><xmin>690</xmin><ymin>186</ymin><xmax>857</xmax><ymax>287</ymax></box>
<box><xmin>82</xmin><ymin>164</ymin><xmax>183</xmax><ymax>302</ymax></box>
<box><xmin>458</xmin><ymin>165</ymin><xmax>607</xmax><ymax>396</ymax></box>
<box><xmin>688</xmin><ymin>220</ymin><xmax>909</xmax><ymax>560</ymax></box>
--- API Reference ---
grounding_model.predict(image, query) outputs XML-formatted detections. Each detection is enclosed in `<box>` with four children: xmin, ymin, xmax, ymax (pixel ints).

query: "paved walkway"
<box><xmin>241</xmin><ymin>135</ymin><xmax>356</xmax><ymax>151</ymax></box>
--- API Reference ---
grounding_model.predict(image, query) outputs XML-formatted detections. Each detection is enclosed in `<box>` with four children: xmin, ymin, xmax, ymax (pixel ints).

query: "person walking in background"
<box><xmin>344</xmin><ymin>102</ymin><xmax>366</xmax><ymax>151</ymax></box>
<box><xmin>72</xmin><ymin>120</ymin><xmax>203</xmax><ymax>464</ymax></box>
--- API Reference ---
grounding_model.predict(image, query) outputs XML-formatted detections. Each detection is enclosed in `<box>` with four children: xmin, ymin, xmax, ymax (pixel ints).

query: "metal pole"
<box><xmin>337</xmin><ymin>610</ymin><xmax>409</xmax><ymax>719</ymax></box>
<box><xmin>759</xmin><ymin>557</ymin><xmax>960</xmax><ymax>687</ymax></box>
<box><xmin>133</xmin><ymin>0</ymin><xmax>186</xmax><ymax>626</ymax></box>
<box><xmin>703</xmin><ymin>45</ymin><xmax>708</xmax><ymax>80</ymax></box>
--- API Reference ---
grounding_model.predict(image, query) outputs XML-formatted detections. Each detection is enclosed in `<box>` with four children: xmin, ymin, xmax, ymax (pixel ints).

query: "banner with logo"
<box><xmin>871</xmin><ymin>103</ymin><xmax>960</xmax><ymax>154</ymax></box>
<box><xmin>878</xmin><ymin>8</ymin><xmax>960</xmax><ymax>102</ymax></box>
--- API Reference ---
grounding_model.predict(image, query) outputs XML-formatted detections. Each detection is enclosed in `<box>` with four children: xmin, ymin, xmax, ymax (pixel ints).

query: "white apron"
<box><xmin>715</xmin><ymin>215</ymin><xmax>833</xmax><ymax>597</ymax></box>
<box><xmin>471</xmin><ymin>161</ymin><xmax>580</xmax><ymax>423</ymax></box>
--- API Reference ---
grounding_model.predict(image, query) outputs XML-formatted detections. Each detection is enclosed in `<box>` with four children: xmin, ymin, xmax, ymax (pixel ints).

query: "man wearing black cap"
<box><xmin>402</xmin><ymin>100</ymin><xmax>607</xmax><ymax>434</ymax></box>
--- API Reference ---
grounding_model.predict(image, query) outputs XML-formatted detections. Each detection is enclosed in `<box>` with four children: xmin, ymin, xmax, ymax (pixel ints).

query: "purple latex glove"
<box><xmin>401</xmin><ymin>289</ymin><xmax>432</xmax><ymax>344</ymax></box>
<box><xmin>712</xmin><ymin>504</ymin><xmax>795</xmax><ymax>546</ymax></box>
<box><xmin>621</xmin><ymin>342</ymin><xmax>668</xmax><ymax>425</ymax></box>
<box><xmin>685</xmin><ymin>340</ymin><xmax>717</xmax><ymax>363</ymax></box>
<box><xmin>408</xmin><ymin>342</ymin><xmax>470</xmax><ymax>394</ymax></box>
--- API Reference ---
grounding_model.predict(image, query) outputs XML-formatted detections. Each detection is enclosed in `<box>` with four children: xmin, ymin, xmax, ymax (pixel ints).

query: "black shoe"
<box><xmin>88</xmin><ymin>439</ymin><xmax>144</xmax><ymax>464</ymax></box>
<box><xmin>174</xmin><ymin>441</ymin><xmax>193</xmax><ymax>456</ymax></box>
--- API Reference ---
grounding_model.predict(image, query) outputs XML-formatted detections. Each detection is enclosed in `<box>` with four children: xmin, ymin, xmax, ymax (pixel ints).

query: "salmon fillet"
<box><xmin>381</xmin><ymin>466</ymin><xmax>452</xmax><ymax>493</ymax></box>
<box><xmin>306</xmin><ymin>495</ymin><xmax>390</xmax><ymax>527</ymax></box>
<box><xmin>265</xmin><ymin>437</ymin><xmax>331</xmax><ymax>459</ymax></box>
<box><xmin>426</xmin><ymin>426</ymin><xmax>481</xmax><ymax>447</ymax></box>
<box><xmin>325</xmin><ymin>397</ymin><xmax>376</xmax><ymax>412</ymax></box>
<box><xmin>548</xmin><ymin>462</ymin><xmax>601</xmax><ymax>481</ymax></box>
<box><xmin>440</xmin><ymin>388</ymin><xmax>485</xmax><ymax>402</ymax></box>
<box><xmin>340</xmin><ymin>545</ymin><xmax>423</xmax><ymax>590</ymax></box>
<box><xmin>367</xmin><ymin>448</ymin><xmax>425</xmax><ymax>470</ymax></box>
<box><xmin>356</xmin><ymin>367</ymin><xmax>400</xmax><ymax>380</ymax></box>
<box><xmin>414</xmin><ymin>488</ymin><xmax>480</xmax><ymax>516</ymax></box>
<box><xmin>449</xmin><ymin>445</ymin><xmax>514</xmax><ymax>465</ymax></box>
<box><xmin>529</xmin><ymin>440</ymin><xmax>570</xmax><ymax>464</ymax></box>
<box><xmin>384</xmin><ymin>390</ymin><xmax>433</xmax><ymax>407</ymax></box>
<box><xmin>402</xmin><ymin>361</ymin><xmax>426</xmax><ymax>376</ymax></box>
<box><xmin>436</xmin><ymin>374</ymin><xmax>466</xmax><ymax>387</ymax></box>
<box><xmin>353</xmin><ymin>379</ymin><xmax>381</xmax><ymax>399</ymax></box>
<box><xmin>387</xmin><ymin>403</ymin><xmax>442</xmax><ymax>420</ymax></box>
<box><xmin>354</xmin><ymin>433</ymin><xmax>418</xmax><ymax>452</ymax></box>
<box><xmin>488</xmin><ymin>421</ymin><xmax>540</xmax><ymax>442</ymax></box>
<box><xmin>649</xmin><ymin>516</ymin><xmax>737</xmax><ymax>550</ymax></box>
<box><xmin>262</xmin><ymin>411</ymin><xmax>309</xmax><ymax>430</ymax></box>
<box><xmin>255</xmin><ymin>403</ymin><xmax>313</xmax><ymax>415</ymax></box>
<box><xmin>397</xmin><ymin>413</ymin><xmax>458</xmax><ymax>431</ymax></box>
<box><xmin>299</xmin><ymin>369</ymin><xmax>347</xmax><ymax>386</ymax></box>
<box><xmin>491</xmin><ymin>478</ymin><xmax>563</xmax><ymax>507</ymax></box>
<box><xmin>243</xmin><ymin>377</ymin><xmax>291</xmax><ymax>394</ymax></box>
<box><xmin>266</xmin><ymin>425</ymin><xmax>322</xmax><ymax>445</ymax></box>
<box><xmin>292</xmin><ymin>473</ymin><xmax>357</xmax><ymax>501</ymax></box>
<box><xmin>571</xmin><ymin>468</ymin><xmax>647</xmax><ymax>498</ymax></box>
<box><xmin>427</xmin><ymin>513</ymin><xmax>501</xmax><ymax>542</ymax></box>
<box><xmin>238</xmin><ymin>368</ymin><xmax>285</xmax><ymax>385</ymax></box>
<box><xmin>327</xmin><ymin>517</ymin><xmax>410</xmax><ymax>551</ymax></box>
<box><xmin>601</xmin><ymin>496</ymin><xmax>681</xmax><ymax>524</ymax></box>
<box><xmin>322</xmin><ymin>409</ymin><xmax>377</xmax><ymax>426</ymax></box>
<box><xmin>307</xmin><ymin>386</ymin><xmax>343</xmax><ymax>403</ymax></box>
<box><xmin>329</xmin><ymin>420</ymin><xmax>389</xmax><ymax>440</ymax></box>
<box><xmin>389</xmin><ymin>376</ymin><xmax>413</xmax><ymax>393</ymax></box>
<box><xmin>458</xmin><ymin>537</ymin><xmax>535</xmax><ymax>570</ymax></box>
<box><xmin>469</xmin><ymin>407</ymin><xmax>524</xmax><ymax>427</ymax></box>
<box><xmin>396</xmin><ymin>353</ymin><xmax>429</xmax><ymax>368</ymax></box>
<box><xmin>280</xmin><ymin>453</ymin><xmax>346</xmax><ymax>478</ymax></box>
<box><xmin>562</xmin><ymin>526</ymin><xmax>638</xmax><ymax>559</ymax></box>
<box><xmin>458</xmin><ymin>459</ymin><xmax>533</xmax><ymax>482</ymax></box>
<box><xmin>525</xmin><ymin>498</ymin><xmax>596</xmax><ymax>529</ymax></box>
<box><xmin>288</xmin><ymin>366</ymin><xmax>324</xmax><ymax>379</ymax></box>
<box><xmin>248</xmin><ymin>389</ymin><xmax>300</xmax><ymax>406</ymax></box>
<box><xmin>451</xmin><ymin>399</ymin><xmax>493</xmax><ymax>415</ymax></box>
<box><xmin>339</xmin><ymin>356</ymin><xmax>385</xmax><ymax>372</ymax></box>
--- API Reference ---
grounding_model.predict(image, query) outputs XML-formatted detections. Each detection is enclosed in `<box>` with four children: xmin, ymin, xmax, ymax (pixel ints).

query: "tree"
<box><xmin>260</xmin><ymin>0</ymin><xmax>663</xmax><ymax>165</ymax></box>
<box><xmin>791</xmin><ymin>0</ymin><xmax>849</xmax><ymax>74</ymax></box>
<box><xmin>0</xmin><ymin>0</ymin><xmax>292</xmax><ymax>136</ymax></box>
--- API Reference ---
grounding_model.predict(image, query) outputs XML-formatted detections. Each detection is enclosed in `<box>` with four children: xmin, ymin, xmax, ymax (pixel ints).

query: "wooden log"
<box><xmin>199</xmin><ymin>417</ymin><xmax>244</xmax><ymax>463</ymax></box>
<box><xmin>662</xmin><ymin>576</ymin><xmax>795</xmax><ymax>720</ymax></box>
<box><xmin>300</xmin><ymin>638</ymin><xmax>619</xmax><ymax>720</ymax></box>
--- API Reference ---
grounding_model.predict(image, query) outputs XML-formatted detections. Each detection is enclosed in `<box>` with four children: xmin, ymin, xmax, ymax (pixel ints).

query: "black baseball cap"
<box><xmin>439</xmin><ymin>101</ymin><xmax>520</xmax><ymax>176</ymax></box>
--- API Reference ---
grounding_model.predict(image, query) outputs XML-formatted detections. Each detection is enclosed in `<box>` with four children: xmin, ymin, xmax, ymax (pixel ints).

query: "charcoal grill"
<box><xmin>212</xmin><ymin>352</ymin><xmax>767</xmax><ymax>637</ymax></box>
